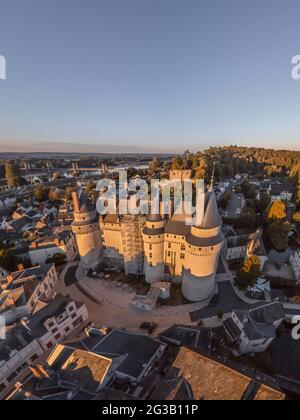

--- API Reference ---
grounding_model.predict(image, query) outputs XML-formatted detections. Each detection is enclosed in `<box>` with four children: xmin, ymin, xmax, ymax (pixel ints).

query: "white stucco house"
<box><xmin>223</xmin><ymin>302</ymin><xmax>285</xmax><ymax>356</ymax></box>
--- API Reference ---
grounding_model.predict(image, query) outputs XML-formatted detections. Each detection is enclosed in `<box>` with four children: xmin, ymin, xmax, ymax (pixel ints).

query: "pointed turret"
<box><xmin>182</xmin><ymin>179</ymin><xmax>224</xmax><ymax>303</ymax></box>
<box><xmin>202</xmin><ymin>189</ymin><xmax>221</xmax><ymax>229</ymax></box>
<box><xmin>72</xmin><ymin>190</ymin><xmax>102</xmax><ymax>270</ymax></box>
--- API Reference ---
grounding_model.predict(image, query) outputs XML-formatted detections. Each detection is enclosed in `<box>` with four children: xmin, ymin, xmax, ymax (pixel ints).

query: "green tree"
<box><xmin>34</xmin><ymin>185</ymin><xmax>50</xmax><ymax>202</ymax></box>
<box><xmin>236</xmin><ymin>256</ymin><xmax>262</xmax><ymax>289</ymax></box>
<box><xmin>0</xmin><ymin>246</ymin><xmax>19</xmax><ymax>271</ymax></box>
<box><xmin>256</xmin><ymin>191</ymin><xmax>271</xmax><ymax>214</ymax></box>
<box><xmin>5</xmin><ymin>160</ymin><xmax>21</xmax><ymax>188</ymax></box>
<box><xmin>267</xmin><ymin>222</ymin><xmax>290</xmax><ymax>251</ymax></box>
<box><xmin>195</xmin><ymin>158</ymin><xmax>208</xmax><ymax>180</ymax></box>
<box><xmin>219</xmin><ymin>191</ymin><xmax>232</xmax><ymax>209</ymax></box>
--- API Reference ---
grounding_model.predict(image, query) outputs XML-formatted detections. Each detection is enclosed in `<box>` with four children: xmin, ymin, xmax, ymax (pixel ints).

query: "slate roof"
<box><xmin>202</xmin><ymin>190</ymin><xmax>221</xmax><ymax>229</ymax></box>
<box><xmin>150</xmin><ymin>378</ymin><xmax>191</xmax><ymax>400</ymax></box>
<box><xmin>10</xmin><ymin>216</ymin><xmax>33</xmax><ymax>231</ymax></box>
<box><xmin>232</xmin><ymin>302</ymin><xmax>285</xmax><ymax>341</ymax></box>
<box><xmin>169</xmin><ymin>347</ymin><xmax>285</xmax><ymax>400</ymax></box>
<box><xmin>78</xmin><ymin>191</ymin><xmax>95</xmax><ymax>213</ymax></box>
<box><xmin>146</xmin><ymin>213</ymin><xmax>164</xmax><ymax>222</ymax></box>
<box><xmin>26</xmin><ymin>294</ymin><xmax>79</xmax><ymax>338</ymax></box>
<box><xmin>91</xmin><ymin>330</ymin><xmax>164</xmax><ymax>380</ymax></box>
<box><xmin>0</xmin><ymin>323</ymin><xmax>34</xmax><ymax>362</ymax></box>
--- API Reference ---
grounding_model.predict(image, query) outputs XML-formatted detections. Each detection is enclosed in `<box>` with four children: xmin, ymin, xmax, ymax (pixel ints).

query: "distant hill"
<box><xmin>0</xmin><ymin>141</ymin><xmax>182</xmax><ymax>155</ymax></box>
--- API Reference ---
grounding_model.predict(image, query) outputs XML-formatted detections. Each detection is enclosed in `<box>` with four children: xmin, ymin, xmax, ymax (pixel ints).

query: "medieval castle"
<box><xmin>72</xmin><ymin>170</ymin><xmax>224</xmax><ymax>303</ymax></box>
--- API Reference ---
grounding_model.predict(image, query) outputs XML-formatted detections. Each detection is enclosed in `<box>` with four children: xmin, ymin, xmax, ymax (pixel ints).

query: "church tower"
<box><xmin>71</xmin><ymin>191</ymin><xmax>102</xmax><ymax>270</ymax></box>
<box><xmin>181</xmin><ymin>182</ymin><xmax>224</xmax><ymax>302</ymax></box>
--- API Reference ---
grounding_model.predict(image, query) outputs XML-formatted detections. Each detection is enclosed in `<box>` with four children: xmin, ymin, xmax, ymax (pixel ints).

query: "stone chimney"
<box><xmin>29</xmin><ymin>365</ymin><xmax>50</xmax><ymax>379</ymax></box>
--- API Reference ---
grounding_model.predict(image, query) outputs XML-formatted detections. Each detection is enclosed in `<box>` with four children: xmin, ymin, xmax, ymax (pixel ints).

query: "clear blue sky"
<box><xmin>0</xmin><ymin>0</ymin><xmax>300</xmax><ymax>153</ymax></box>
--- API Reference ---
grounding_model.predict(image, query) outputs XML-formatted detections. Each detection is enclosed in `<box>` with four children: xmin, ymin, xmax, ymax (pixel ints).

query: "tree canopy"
<box><xmin>5</xmin><ymin>160</ymin><xmax>21</xmax><ymax>188</ymax></box>
<box><xmin>236</xmin><ymin>256</ymin><xmax>262</xmax><ymax>290</ymax></box>
<box><xmin>266</xmin><ymin>200</ymin><xmax>287</xmax><ymax>222</ymax></box>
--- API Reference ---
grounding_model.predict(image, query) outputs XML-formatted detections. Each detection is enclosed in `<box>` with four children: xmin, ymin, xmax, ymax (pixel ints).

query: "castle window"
<box><xmin>149</xmin><ymin>253</ymin><xmax>152</xmax><ymax>258</ymax></box>
<box><xmin>181</xmin><ymin>245</ymin><xmax>185</xmax><ymax>251</ymax></box>
<box><xmin>168</xmin><ymin>243</ymin><xmax>171</xmax><ymax>249</ymax></box>
<box><xmin>168</xmin><ymin>251</ymin><xmax>171</xmax><ymax>257</ymax></box>
<box><xmin>149</xmin><ymin>244</ymin><xmax>152</xmax><ymax>250</ymax></box>
<box><xmin>180</xmin><ymin>254</ymin><xmax>185</xmax><ymax>259</ymax></box>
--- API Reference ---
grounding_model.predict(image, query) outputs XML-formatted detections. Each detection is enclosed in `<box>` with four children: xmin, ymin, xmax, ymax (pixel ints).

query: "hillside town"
<box><xmin>0</xmin><ymin>147</ymin><xmax>299</xmax><ymax>400</ymax></box>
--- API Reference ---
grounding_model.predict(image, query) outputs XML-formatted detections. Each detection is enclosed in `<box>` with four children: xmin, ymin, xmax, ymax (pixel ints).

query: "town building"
<box><xmin>4</xmin><ymin>328</ymin><xmax>166</xmax><ymax>400</ymax></box>
<box><xmin>257</xmin><ymin>181</ymin><xmax>294</xmax><ymax>202</ymax></box>
<box><xmin>0</xmin><ymin>294</ymin><xmax>89</xmax><ymax>400</ymax></box>
<box><xmin>0</xmin><ymin>264</ymin><xmax>59</xmax><ymax>324</ymax></box>
<box><xmin>223</xmin><ymin>229</ymin><xmax>268</xmax><ymax>270</ymax></box>
<box><xmin>150</xmin><ymin>346</ymin><xmax>285</xmax><ymax>400</ymax></box>
<box><xmin>223</xmin><ymin>302</ymin><xmax>285</xmax><ymax>355</ymax></box>
<box><xmin>290</xmin><ymin>249</ymin><xmax>300</xmax><ymax>282</ymax></box>
<box><xmin>28</xmin><ymin>231</ymin><xmax>78</xmax><ymax>266</ymax></box>
<box><xmin>79</xmin><ymin>328</ymin><xmax>166</xmax><ymax>385</ymax></box>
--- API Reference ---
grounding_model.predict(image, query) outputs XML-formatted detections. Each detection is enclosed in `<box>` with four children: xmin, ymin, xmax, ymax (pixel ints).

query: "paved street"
<box><xmin>54</xmin><ymin>265</ymin><xmax>200</xmax><ymax>333</ymax></box>
<box><xmin>189</xmin><ymin>280</ymin><xmax>259</xmax><ymax>322</ymax></box>
<box><xmin>55</xmin><ymin>262</ymin><xmax>300</xmax><ymax>335</ymax></box>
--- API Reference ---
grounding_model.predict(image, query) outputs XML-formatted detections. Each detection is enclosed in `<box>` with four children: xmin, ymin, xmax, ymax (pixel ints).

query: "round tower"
<box><xmin>142</xmin><ymin>214</ymin><xmax>166</xmax><ymax>284</ymax></box>
<box><xmin>181</xmin><ymin>187</ymin><xmax>224</xmax><ymax>302</ymax></box>
<box><xmin>71</xmin><ymin>191</ymin><xmax>102</xmax><ymax>270</ymax></box>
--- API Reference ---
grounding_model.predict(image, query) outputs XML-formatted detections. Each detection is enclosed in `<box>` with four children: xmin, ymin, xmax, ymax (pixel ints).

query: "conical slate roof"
<box><xmin>202</xmin><ymin>190</ymin><xmax>221</xmax><ymax>229</ymax></box>
<box><xmin>79</xmin><ymin>191</ymin><xmax>95</xmax><ymax>213</ymax></box>
<box><xmin>146</xmin><ymin>213</ymin><xmax>163</xmax><ymax>223</ymax></box>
